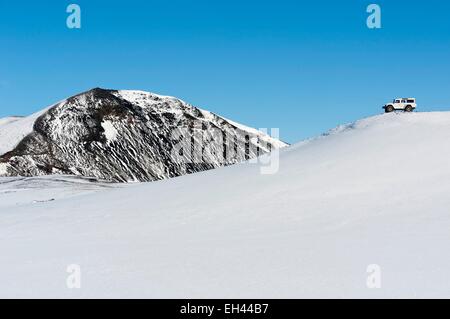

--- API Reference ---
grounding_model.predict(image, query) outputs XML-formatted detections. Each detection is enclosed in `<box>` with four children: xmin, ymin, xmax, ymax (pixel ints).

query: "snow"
<box><xmin>101</xmin><ymin>120</ymin><xmax>118</xmax><ymax>142</ymax></box>
<box><xmin>112</xmin><ymin>90</ymin><xmax>186</xmax><ymax>111</ymax></box>
<box><xmin>1</xmin><ymin>112</ymin><xmax>450</xmax><ymax>298</ymax></box>
<box><xmin>114</xmin><ymin>89</ymin><xmax>179</xmax><ymax>101</ymax></box>
<box><xmin>217</xmin><ymin>112</ymin><xmax>288</xmax><ymax>148</ymax></box>
<box><xmin>0</xmin><ymin>103</ymin><xmax>61</xmax><ymax>156</ymax></box>
<box><xmin>0</xmin><ymin>116</ymin><xmax>22</xmax><ymax>127</ymax></box>
<box><xmin>0</xmin><ymin>163</ymin><xmax>7</xmax><ymax>175</ymax></box>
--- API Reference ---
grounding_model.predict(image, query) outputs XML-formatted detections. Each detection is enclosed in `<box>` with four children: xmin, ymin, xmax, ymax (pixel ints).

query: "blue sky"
<box><xmin>1</xmin><ymin>0</ymin><xmax>450</xmax><ymax>143</ymax></box>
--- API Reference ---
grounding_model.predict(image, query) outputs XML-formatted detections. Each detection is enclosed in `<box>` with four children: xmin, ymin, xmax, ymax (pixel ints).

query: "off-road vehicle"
<box><xmin>383</xmin><ymin>98</ymin><xmax>416</xmax><ymax>113</ymax></box>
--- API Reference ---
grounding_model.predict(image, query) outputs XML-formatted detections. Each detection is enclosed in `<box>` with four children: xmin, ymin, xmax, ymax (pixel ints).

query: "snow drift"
<box><xmin>1</xmin><ymin>112</ymin><xmax>450</xmax><ymax>298</ymax></box>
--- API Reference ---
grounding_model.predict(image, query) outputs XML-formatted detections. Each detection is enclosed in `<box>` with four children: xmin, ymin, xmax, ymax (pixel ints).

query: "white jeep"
<box><xmin>383</xmin><ymin>98</ymin><xmax>416</xmax><ymax>113</ymax></box>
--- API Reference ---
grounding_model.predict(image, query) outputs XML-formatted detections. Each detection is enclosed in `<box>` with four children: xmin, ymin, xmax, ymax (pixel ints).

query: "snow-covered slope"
<box><xmin>1</xmin><ymin>112</ymin><xmax>450</xmax><ymax>298</ymax></box>
<box><xmin>0</xmin><ymin>88</ymin><xmax>287</xmax><ymax>182</ymax></box>
<box><xmin>0</xmin><ymin>106</ymin><xmax>54</xmax><ymax>156</ymax></box>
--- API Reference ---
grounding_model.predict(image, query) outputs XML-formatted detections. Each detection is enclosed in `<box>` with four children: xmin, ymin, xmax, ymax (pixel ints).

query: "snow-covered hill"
<box><xmin>1</xmin><ymin>112</ymin><xmax>450</xmax><ymax>298</ymax></box>
<box><xmin>0</xmin><ymin>88</ymin><xmax>287</xmax><ymax>182</ymax></box>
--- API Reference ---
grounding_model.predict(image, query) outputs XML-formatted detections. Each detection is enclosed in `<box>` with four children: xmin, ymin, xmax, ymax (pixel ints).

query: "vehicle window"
<box><xmin>407</xmin><ymin>99</ymin><xmax>415</xmax><ymax>103</ymax></box>
<box><xmin>395</xmin><ymin>100</ymin><xmax>401</xmax><ymax>103</ymax></box>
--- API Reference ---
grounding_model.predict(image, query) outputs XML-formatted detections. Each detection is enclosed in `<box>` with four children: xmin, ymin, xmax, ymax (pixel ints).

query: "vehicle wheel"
<box><xmin>405</xmin><ymin>105</ymin><xmax>413</xmax><ymax>112</ymax></box>
<box><xmin>385</xmin><ymin>105</ymin><xmax>394</xmax><ymax>113</ymax></box>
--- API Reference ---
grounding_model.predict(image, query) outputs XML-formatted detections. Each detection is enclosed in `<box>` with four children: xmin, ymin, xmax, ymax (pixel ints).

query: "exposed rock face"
<box><xmin>0</xmin><ymin>88</ymin><xmax>287</xmax><ymax>182</ymax></box>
